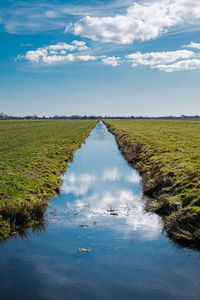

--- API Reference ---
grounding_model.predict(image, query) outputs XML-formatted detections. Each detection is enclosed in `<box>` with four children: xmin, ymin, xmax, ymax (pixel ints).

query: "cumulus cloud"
<box><xmin>126</xmin><ymin>50</ymin><xmax>194</xmax><ymax>67</ymax></box>
<box><xmin>183</xmin><ymin>41</ymin><xmax>200</xmax><ymax>50</ymax></box>
<box><xmin>126</xmin><ymin>46</ymin><xmax>200</xmax><ymax>72</ymax></box>
<box><xmin>47</xmin><ymin>42</ymin><xmax>76</xmax><ymax>51</ymax></box>
<box><xmin>18</xmin><ymin>40</ymin><xmax>96</xmax><ymax>65</ymax></box>
<box><xmin>126</xmin><ymin>48</ymin><xmax>200</xmax><ymax>72</ymax></box>
<box><xmin>77</xmin><ymin>55</ymin><xmax>97</xmax><ymax>61</ymax></box>
<box><xmin>156</xmin><ymin>59</ymin><xmax>200</xmax><ymax>72</ymax></box>
<box><xmin>126</xmin><ymin>172</ymin><xmax>141</xmax><ymax>183</ymax></box>
<box><xmin>17</xmin><ymin>37</ymin><xmax>200</xmax><ymax>72</ymax></box>
<box><xmin>102</xmin><ymin>56</ymin><xmax>122</xmax><ymax>66</ymax></box>
<box><xmin>62</xmin><ymin>172</ymin><xmax>96</xmax><ymax>196</ymax></box>
<box><xmin>2</xmin><ymin>0</ymin><xmax>200</xmax><ymax>44</ymax></box>
<box><xmin>73</xmin><ymin>0</ymin><xmax>200</xmax><ymax>44</ymax></box>
<box><xmin>42</xmin><ymin>54</ymin><xmax>75</xmax><ymax>64</ymax></box>
<box><xmin>71</xmin><ymin>40</ymin><xmax>88</xmax><ymax>50</ymax></box>
<box><xmin>102</xmin><ymin>168</ymin><xmax>121</xmax><ymax>181</ymax></box>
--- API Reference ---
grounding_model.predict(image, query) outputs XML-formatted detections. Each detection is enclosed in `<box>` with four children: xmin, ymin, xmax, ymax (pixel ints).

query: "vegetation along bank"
<box><xmin>0</xmin><ymin>119</ymin><xmax>97</xmax><ymax>240</ymax></box>
<box><xmin>103</xmin><ymin>119</ymin><xmax>200</xmax><ymax>249</ymax></box>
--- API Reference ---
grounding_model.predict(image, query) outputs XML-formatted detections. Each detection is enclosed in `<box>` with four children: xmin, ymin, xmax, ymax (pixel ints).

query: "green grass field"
<box><xmin>104</xmin><ymin>119</ymin><xmax>200</xmax><ymax>248</ymax></box>
<box><xmin>0</xmin><ymin>119</ymin><xmax>96</xmax><ymax>240</ymax></box>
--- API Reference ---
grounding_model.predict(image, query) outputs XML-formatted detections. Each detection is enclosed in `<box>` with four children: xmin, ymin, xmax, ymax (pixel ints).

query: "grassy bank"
<box><xmin>104</xmin><ymin>119</ymin><xmax>200</xmax><ymax>249</ymax></box>
<box><xmin>0</xmin><ymin>119</ymin><xmax>97</xmax><ymax>240</ymax></box>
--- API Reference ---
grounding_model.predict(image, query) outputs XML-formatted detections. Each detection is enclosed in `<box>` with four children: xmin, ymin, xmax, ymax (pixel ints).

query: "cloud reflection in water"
<box><xmin>62</xmin><ymin>172</ymin><xmax>96</xmax><ymax>196</ymax></box>
<box><xmin>53</xmin><ymin>168</ymin><xmax>162</xmax><ymax>240</ymax></box>
<box><xmin>102</xmin><ymin>168</ymin><xmax>121</xmax><ymax>181</ymax></box>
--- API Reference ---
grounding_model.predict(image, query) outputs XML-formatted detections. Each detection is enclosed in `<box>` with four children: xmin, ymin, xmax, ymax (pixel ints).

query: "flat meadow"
<box><xmin>105</xmin><ymin>119</ymin><xmax>200</xmax><ymax>248</ymax></box>
<box><xmin>0</xmin><ymin>119</ymin><xmax>96</xmax><ymax>240</ymax></box>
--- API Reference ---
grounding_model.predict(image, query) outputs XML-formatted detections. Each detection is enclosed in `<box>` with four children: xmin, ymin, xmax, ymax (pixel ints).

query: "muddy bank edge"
<box><xmin>0</xmin><ymin>121</ymin><xmax>97</xmax><ymax>241</ymax></box>
<box><xmin>103</xmin><ymin>120</ymin><xmax>200</xmax><ymax>250</ymax></box>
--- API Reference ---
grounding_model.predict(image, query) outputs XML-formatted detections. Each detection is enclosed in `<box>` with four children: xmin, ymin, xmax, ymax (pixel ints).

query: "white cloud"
<box><xmin>45</xmin><ymin>11</ymin><xmax>58</xmax><ymax>18</ymax></box>
<box><xmin>126</xmin><ymin>50</ymin><xmax>194</xmax><ymax>67</ymax></box>
<box><xmin>126</xmin><ymin>172</ymin><xmax>141</xmax><ymax>183</ymax></box>
<box><xmin>2</xmin><ymin>1</ymin><xmax>136</xmax><ymax>35</ymax></box>
<box><xmin>102</xmin><ymin>168</ymin><xmax>121</xmax><ymax>181</ymax></box>
<box><xmin>3</xmin><ymin>0</ymin><xmax>200</xmax><ymax>43</ymax></box>
<box><xmin>62</xmin><ymin>172</ymin><xmax>96</xmax><ymax>196</ymax></box>
<box><xmin>183</xmin><ymin>41</ymin><xmax>200</xmax><ymax>50</ymax></box>
<box><xmin>25</xmin><ymin>48</ymin><xmax>48</xmax><ymax>63</ymax></box>
<box><xmin>102</xmin><ymin>56</ymin><xmax>122</xmax><ymax>66</ymax></box>
<box><xmin>77</xmin><ymin>55</ymin><xmax>98</xmax><ymax>61</ymax></box>
<box><xmin>49</xmin><ymin>50</ymin><xmax>57</xmax><ymax>55</ymax></box>
<box><xmin>156</xmin><ymin>59</ymin><xmax>200</xmax><ymax>72</ymax></box>
<box><xmin>20</xmin><ymin>40</ymin><xmax>94</xmax><ymax>65</ymax></box>
<box><xmin>126</xmin><ymin>48</ymin><xmax>200</xmax><ymax>72</ymax></box>
<box><xmin>18</xmin><ymin>37</ymin><xmax>200</xmax><ymax>72</ymax></box>
<box><xmin>74</xmin><ymin>0</ymin><xmax>200</xmax><ymax>44</ymax></box>
<box><xmin>71</xmin><ymin>40</ymin><xmax>88</xmax><ymax>51</ymax></box>
<box><xmin>64</xmin><ymin>22</ymin><xmax>73</xmax><ymax>33</ymax></box>
<box><xmin>60</xmin><ymin>50</ymin><xmax>67</xmax><ymax>55</ymax></box>
<box><xmin>19</xmin><ymin>40</ymin><xmax>120</xmax><ymax>67</ymax></box>
<box><xmin>47</xmin><ymin>42</ymin><xmax>76</xmax><ymax>51</ymax></box>
<box><xmin>64</xmin><ymin>187</ymin><xmax>161</xmax><ymax>239</ymax></box>
<box><xmin>42</xmin><ymin>54</ymin><xmax>75</xmax><ymax>64</ymax></box>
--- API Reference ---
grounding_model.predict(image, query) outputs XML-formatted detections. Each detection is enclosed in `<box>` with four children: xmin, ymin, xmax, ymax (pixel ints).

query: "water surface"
<box><xmin>0</xmin><ymin>121</ymin><xmax>200</xmax><ymax>300</ymax></box>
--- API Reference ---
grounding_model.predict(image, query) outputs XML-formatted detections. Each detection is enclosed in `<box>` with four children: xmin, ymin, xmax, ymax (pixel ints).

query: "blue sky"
<box><xmin>0</xmin><ymin>0</ymin><xmax>200</xmax><ymax>116</ymax></box>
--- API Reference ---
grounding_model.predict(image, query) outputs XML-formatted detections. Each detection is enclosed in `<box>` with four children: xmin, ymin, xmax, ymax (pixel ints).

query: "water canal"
<box><xmin>0</xmin><ymin>121</ymin><xmax>200</xmax><ymax>300</ymax></box>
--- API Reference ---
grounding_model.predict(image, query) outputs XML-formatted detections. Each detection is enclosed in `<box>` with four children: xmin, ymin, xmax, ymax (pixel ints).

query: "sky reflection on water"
<box><xmin>49</xmin><ymin>121</ymin><xmax>161</xmax><ymax>240</ymax></box>
<box><xmin>1</xmin><ymin>121</ymin><xmax>200</xmax><ymax>300</ymax></box>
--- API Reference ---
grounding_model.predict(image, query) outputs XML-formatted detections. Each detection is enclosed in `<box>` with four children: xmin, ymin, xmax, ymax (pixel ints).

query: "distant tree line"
<box><xmin>0</xmin><ymin>112</ymin><xmax>200</xmax><ymax>120</ymax></box>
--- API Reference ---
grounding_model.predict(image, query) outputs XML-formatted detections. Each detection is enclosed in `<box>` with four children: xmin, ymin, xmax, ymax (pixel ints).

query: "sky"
<box><xmin>0</xmin><ymin>0</ymin><xmax>200</xmax><ymax>117</ymax></box>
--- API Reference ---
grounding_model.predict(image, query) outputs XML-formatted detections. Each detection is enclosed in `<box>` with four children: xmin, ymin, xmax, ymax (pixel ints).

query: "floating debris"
<box><xmin>79</xmin><ymin>223</ymin><xmax>89</xmax><ymax>227</ymax></box>
<box><xmin>107</xmin><ymin>205</ymin><xmax>115</xmax><ymax>213</ymax></box>
<box><xmin>110</xmin><ymin>212</ymin><xmax>119</xmax><ymax>216</ymax></box>
<box><xmin>78</xmin><ymin>248</ymin><xmax>90</xmax><ymax>253</ymax></box>
<box><xmin>93</xmin><ymin>221</ymin><xmax>97</xmax><ymax>225</ymax></box>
